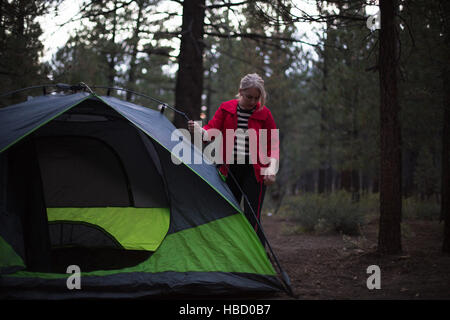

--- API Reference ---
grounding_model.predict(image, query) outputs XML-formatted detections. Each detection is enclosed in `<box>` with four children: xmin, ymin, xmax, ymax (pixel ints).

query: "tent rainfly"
<box><xmin>0</xmin><ymin>91</ymin><xmax>286</xmax><ymax>299</ymax></box>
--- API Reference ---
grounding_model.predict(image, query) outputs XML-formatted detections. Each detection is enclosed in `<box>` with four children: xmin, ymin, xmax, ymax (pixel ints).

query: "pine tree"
<box><xmin>378</xmin><ymin>0</ymin><xmax>402</xmax><ymax>254</ymax></box>
<box><xmin>0</xmin><ymin>1</ymin><xmax>54</xmax><ymax>106</ymax></box>
<box><xmin>50</xmin><ymin>0</ymin><xmax>174</xmax><ymax>107</ymax></box>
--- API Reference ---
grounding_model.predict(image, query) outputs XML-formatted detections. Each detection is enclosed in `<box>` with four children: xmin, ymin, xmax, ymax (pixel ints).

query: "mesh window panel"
<box><xmin>36</xmin><ymin>136</ymin><xmax>131</xmax><ymax>207</ymax></box>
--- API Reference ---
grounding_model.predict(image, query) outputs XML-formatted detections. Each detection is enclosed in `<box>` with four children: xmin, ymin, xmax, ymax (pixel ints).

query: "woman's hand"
<box><xmin>188</xmin><ymin>120</ymin><xmax>199</xmax><ymax>134</ymax></box>
<box><xmin>263</xmin><ymin>174</ymin><xmax>276</xmax><ymax>186</ymax></box>
<box><xmin>188</xmin><ymin>120</ymin><xmax>209</xmax><ymax>141</ymax></box>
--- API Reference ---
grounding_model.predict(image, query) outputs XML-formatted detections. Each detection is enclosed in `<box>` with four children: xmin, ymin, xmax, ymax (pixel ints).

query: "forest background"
<box><xmin>0</xmin><ymin>0</ymin><xmax>449</xmax><ymax>255</ymax></box>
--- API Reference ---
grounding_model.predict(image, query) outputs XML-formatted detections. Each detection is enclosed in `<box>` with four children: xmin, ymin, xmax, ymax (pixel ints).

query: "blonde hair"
<box><xmin>237</xmin><ymin>73</ymin><xmax>267</xmax><ymax>107</ymax></box>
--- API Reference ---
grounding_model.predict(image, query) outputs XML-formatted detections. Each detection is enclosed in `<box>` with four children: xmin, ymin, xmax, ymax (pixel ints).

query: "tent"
<box><xmin>0</xmin><ymin>91</ymin><xmax>285</xmax><ymax>299</ymax></box>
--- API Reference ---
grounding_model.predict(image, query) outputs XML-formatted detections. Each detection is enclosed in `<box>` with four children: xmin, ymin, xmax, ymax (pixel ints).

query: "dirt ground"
<box><xmin>261</xmin><ymin>215</ymin><xmax>450</xmax><ymax>300</ymax></box>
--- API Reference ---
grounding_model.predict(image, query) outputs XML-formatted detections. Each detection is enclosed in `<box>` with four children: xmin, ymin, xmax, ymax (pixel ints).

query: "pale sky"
<box><xmin>38</xmin><ymin>1</ymin><xmax>82</xmax><ymax>63</ymax></box>
<box><xmin>38</xmin><ymin>1</ymin><xmax>379</xmax><ymax>65</ymax></box>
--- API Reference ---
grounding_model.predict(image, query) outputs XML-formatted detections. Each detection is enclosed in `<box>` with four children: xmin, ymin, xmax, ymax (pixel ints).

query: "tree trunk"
<box><xmin>318</xmin><ymin>166</ymin><xmax>325</xmax><ymax>194</ymax></box>
<box><xmin>174</xmin><ymin>0</ymin><xmax>205</xmax><ymax>129</ymax></box>
<box><xmin>126</xmin><ymin>1</ymin><xmax>144</xmax><ymax>101</ymax></box>
<box><xmin>372</xmin><ymin>174</ymin><xmax>379</xmax><ymax>193</ymax></box>
<box><xmin>340</xmin><ymin>170</ymin><xmax>352</xmax><ymax>192</ymax></box>
<box><xmin>378</xmin><ymin>0</ymin><xmax>402</xmax><ymax>254</ymax></box>
<box><xmin>442</xmin><ymin>70</ymin><xmax>450</xmax><ymax>253</ymax></box>
<box><xmin>334</xmin><ymin>171</ymin><xmax>341</xmax><ymax>192</ymax></box>
<box><xmin>107</xmin><ymin>0</ymin><xmax>119</xmax><ymax>88</ymax></box>
<box><xmin>205</xmin><ymin>67</ymin><xmax>212</xmax><ymax>123</ymax></box>
<box><xmin>402</xmin><ymin>149</ymin><xmax>416</xmax><ymax>198</ymax></box>
<box><xmin>325</xmin><ymin>165</ymin><xmax>333</xmax><ymax>193</ymax></box>
<box><xmin>352</xmin><ymin>169</ymin><xmax>360</xmax><ymax>201</ymax></box>
<box><xmin>362</xmin><ymin>171</ymin><xmax>370</xmax><ymax>195</ymax></box>
<box><xmin>302</xmin><ymin>170</ymin><xmax>315</xmax><ymax>193</ymax></box>
<box><xmin>441</xmin><ymin>0</ymin><xmax>450</xmax><ymax>253</ymax></box>
<box><xmin>318</xmin><ymin>20</ymin><xmax>330</xmax><ymax>194</ymax></box>
<box><xmin>0</xmin><ymin>0</ymin><xmax>4</xmax><ymax>41</ymax></box>
<box><xmin>351</xmin><ymin>86</ymin><xmax>360</xmax><ymax>201</ymax></box>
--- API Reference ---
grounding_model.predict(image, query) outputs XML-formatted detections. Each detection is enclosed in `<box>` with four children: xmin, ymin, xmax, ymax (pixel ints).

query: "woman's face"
<box><xmin>239</xmin><ymin>87</ymin><xmax>260</xmax><ymax>110</ymax></box>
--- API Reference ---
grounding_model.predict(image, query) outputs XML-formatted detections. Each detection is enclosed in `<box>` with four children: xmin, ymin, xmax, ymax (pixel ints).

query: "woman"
<box><xmin>188</xmin><ymin>73</ymin><xmax>279</xmax><ymax>247</ymax></box>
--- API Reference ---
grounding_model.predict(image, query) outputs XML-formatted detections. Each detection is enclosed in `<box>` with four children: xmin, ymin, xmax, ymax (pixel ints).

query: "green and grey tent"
<box><xmin>0</xmin><ymin>91</ymin><xmax>285</xmax><ymax>299</ymax></box>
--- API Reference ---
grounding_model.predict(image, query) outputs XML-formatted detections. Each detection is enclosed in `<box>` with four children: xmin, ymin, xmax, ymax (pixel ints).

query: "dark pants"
<box><xmin>226</xmin><ymin>164</ymin><xmax>267</xmax><ymax>247</ymax></box>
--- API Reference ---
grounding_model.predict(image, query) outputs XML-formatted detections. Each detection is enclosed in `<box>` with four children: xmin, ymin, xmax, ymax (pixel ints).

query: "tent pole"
<box><xmin>226</xmin><ymin>168</ymin><xmax>295</xmax><ymax>297</ymax></box>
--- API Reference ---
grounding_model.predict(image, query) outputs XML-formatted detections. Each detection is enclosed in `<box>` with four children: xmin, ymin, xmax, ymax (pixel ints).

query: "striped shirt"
<box><xmin>234</xmin><ymin>104</ymin><xmax>255</xmax><ymax>163</ymax></box>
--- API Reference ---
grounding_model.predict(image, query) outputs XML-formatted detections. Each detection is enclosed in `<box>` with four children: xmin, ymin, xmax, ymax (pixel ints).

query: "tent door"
<box><xmin>5</xmin><ymin>137</ymin><xmax>52</xmax><ymax>272</ymax></box>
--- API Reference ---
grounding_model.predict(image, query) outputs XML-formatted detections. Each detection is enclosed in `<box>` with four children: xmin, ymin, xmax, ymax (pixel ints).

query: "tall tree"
<box><xmin>173</xmin><ymin>0</ymin><xmax>205</xmax><ymax>128</ymax></box>
<box><xmin>51</xmin><ymin>0</ymin><xmax>174</xmax><ymax>106</ymax></box>
<box><xmin>172</xmin><ymin>0</ymin><xmax>313</xmax><ymax>128</ymax></box>
<box><xmin>0</xmin><ymin>0</ymin><xmax>55</xmax><ymax>105</ymax></box>
<box><xmin>51</xmin><ymin>0</ymin><xmax>128</xmax><ymax>87</ymax></box>
<box><xmin>306</xmin><ymin>1</ymin><xmax>379</xmax><ymax>197</ymax></box>
<box><xmin>51</xmin><ymin>34</ymin><xmax>111</xmax><ymax>85</ymax></box>
<box><xmin>125</xmin><ymin>0</ymin><xmax>145</xmax><ymax>101</ymax></box>
<box><xmin>317</xmin><ymin>20</ymin><xmax>330</xmax><ymax>195</ymax></box>
<box><xmin>440</xmin><ymin>0</ymin><xmax>450</xmax><ymax>253</ymax></box>
<box><xmin>398</xmin><ymin>0</ymin><xmax>443</xmax><ymax>200</ymax></box>
<box><xmin>378</xmin><ymin>0</ymin><xmax>402</xmax><ymax>254</ymax></box>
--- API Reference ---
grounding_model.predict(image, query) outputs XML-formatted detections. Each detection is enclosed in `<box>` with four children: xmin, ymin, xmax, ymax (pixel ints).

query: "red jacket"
<box><xmin>203</xmin><ymin>99</ymin><xmax>279</xmax><ymax>183</ymax></box>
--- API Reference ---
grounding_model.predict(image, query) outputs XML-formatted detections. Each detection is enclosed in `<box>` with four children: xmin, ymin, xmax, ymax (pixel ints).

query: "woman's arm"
<box><xmin>203</xmin><ymin>105</ymin><xmax>226</xmax><ymax>131</ymax></box>
<box><xmin>201</xmin><ymin>104</ymin><xmax>227</xmax><ymax>141</ymax></box>
<box><xmin>262</xmin><ymin>110</ymin><xmax>279</xmax><ymax>185</ymax></box>
<box><xmin>188</xmin><ymin>105</ymin><xmax>226</xmax><ymax>141</ymax></box>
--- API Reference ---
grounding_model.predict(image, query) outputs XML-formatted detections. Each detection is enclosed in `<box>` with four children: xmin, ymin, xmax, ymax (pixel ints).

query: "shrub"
<box><xmin>402</xmin><ymin>197</ymin><xmax>440</xmax><ymax>221</ymax></box>
<box><xmin>279</xmin><ymin>191</ymin><xmax>368</xmax><ymax>236</ymax></box>
<box><xmin>277</xmin><ymin>191</ymin><xmax>442</xmax><ymax>237</ymax></box>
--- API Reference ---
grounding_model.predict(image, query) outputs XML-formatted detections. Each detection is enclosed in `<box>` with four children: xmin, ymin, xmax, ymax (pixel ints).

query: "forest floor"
<box><xmin>262</xmin><ymin>215</ymin><xmax>450</xmax><ymax>300</ymax></box>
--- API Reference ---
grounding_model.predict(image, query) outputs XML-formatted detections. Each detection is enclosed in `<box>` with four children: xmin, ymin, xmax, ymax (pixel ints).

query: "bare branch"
<box><xmin>204</xmin><ymin>31</ymin><xmax>321</xmax><ymax>48</ymax></box>
<box><xmin>205</xmin><ymin>1</ymin><xmax>251</xmax><ymax>10</ymax></box>
<box><xmin>57</xmin><ymin>0</ymin><xmax>133</xmax><ymax>28</ymax></box>
<box><xmin>168</xmin><ymin>0</ymin><xmax>183</xmax><ymax>5</ymax></box>
<box><xmin>138</xmin><ymin>47</ymin><xmax>178</xmax><ymax>59</ymax></box>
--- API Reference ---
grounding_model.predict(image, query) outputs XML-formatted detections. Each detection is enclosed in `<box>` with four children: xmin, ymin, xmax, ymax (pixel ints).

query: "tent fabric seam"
<box><xmin>96</xmin><ymin>95</ymin><xmax>244</xmax><ymax>217</ymax></box>
<box><xmin>0</xmin><ymin>95</ymin><xmax>92</xmax><ymax>153</ymax></box>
